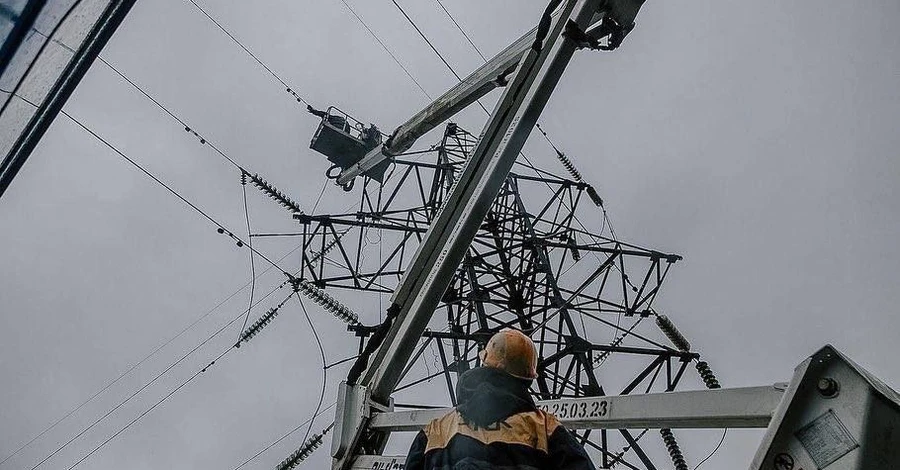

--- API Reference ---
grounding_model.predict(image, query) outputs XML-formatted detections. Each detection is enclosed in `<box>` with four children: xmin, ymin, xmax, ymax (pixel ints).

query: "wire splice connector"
<box><xmin>291</xmin><ymin>278</ymin><xmax>359</xmax><ymax>325</ymax></box>
<box><xmin>655</xmin><ymin>314</ymin><xmax>692</xmax><ymax>352</ymax></box>
<box><xmin>275</xmin><ymin>424</ymin><xmax>332</xmax><ymax>470</ymax></box>
<box><xmin>248</xmin><ymin>173</ymin><xmax>304</xmax><ymax>214</ymax></box>
<box><xmin>660</xmin><ymin>428</ymin><xmax>688</xmax><ymax>470</ymax></box>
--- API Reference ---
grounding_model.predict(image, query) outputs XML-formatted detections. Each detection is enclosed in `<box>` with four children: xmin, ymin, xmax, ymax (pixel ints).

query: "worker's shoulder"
<box><xmin>425</xmin><ymin>408</ymin><xmax>560</xmax><ymax>430</ymax></box>
<box><xmin>423</xmin><ymin>408</ymin><xmax>563</xmax><ymax>451</ymax></box>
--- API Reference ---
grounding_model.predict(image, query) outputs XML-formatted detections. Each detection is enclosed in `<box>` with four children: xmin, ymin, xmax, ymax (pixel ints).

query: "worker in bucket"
<box><xmin>404</xmin><ymin>328</ymin><xmax>596</xmax><ymax>470</ymax></box>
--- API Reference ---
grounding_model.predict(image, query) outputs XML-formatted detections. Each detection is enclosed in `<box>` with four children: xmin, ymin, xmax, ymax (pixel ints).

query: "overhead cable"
<box><xmin>231</xmin><ymin>403</ymin><xmax>336</xmax><ymax>470</ymax></box>
<box><xmin>338</xmin><ymin>0</ymin><xmax>432</xmax><ymax>100</ymax></box>
<box><xmin>390</xmin><ymin>0</ymin><xmax>462</xmax><ymax>81</ymax></box>
<box><xmin>186</xmin><ymin>0</ymin><xmax>309</xmax><ymax>106</ymax></box>
<box><xmin>693</xmin><ymin>429</ymin><xmax>727</xmax><ymax>470</ymax></box>
<box><xmin>0</xmin><ymin>240</ymin><xmax>304</xmax><ymax>467</ymax></box>
<box><xmin>429</xmin><ymin>1</ymin><xmax>595</xmax><ymax>197</ymax></box>
<box><xmin>274</xmin><ymin>423</ymin><xmax>333</xmax><ymax>470</ymax></box>
<box><xmin>64</xmin><ymin>345</ymin><xmax>236</xmax><ymax>470</ymax></box>
<box><xmin>433</xmin><ymin>0</ymin><xmax>486</xmax><ymax>61</ymax></box>
<box><xmin>25</xmin><ymin>279</ymin><xmax>293</xmax><ymax>470</ymax></box>
<box><xmin>294</xmin><ymin>294</ymin><xmax>328</xmax><ymax>445</ymax></box>
<box><xmin>56</xmin><ymin>105</ymin><xmax>290</xmax><ymax>276</ymax></box>
<box><xmin>237</xmin><ymin>172</ymin><xmax>258</xmax><ymax>340</ymax></box>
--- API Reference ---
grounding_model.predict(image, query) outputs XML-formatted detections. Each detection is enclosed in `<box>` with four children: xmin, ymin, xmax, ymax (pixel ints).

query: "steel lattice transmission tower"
<box><xmin>285</xmin><ymin>123</ymin><xmax>707</xmax><ymax>469</ymax></box>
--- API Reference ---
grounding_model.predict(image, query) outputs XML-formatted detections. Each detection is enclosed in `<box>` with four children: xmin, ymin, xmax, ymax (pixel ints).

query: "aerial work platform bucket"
<box><xmin>308</xmin><ymin>106</ymin><xmax>389</xmax><ymax>185</ymax></box>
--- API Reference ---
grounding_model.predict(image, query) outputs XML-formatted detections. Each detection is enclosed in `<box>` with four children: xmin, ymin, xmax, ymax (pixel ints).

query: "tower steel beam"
<box><xmin>330</xmin><ymin>1</ymin><xmax>606</xmax><ymax>467</ymax></box>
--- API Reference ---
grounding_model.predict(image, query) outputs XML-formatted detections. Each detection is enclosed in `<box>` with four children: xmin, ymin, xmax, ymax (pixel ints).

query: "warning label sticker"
<box><xmin>795</xmin><ymin>410</ymin><xmax>859</xmax><ymax>468</ymax></box>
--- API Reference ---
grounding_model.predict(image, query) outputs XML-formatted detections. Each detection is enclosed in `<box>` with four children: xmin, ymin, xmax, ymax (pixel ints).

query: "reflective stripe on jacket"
<box><xmin>404</xmin><ymin>408</ymin><xmax>595</xmax><ymax>470</ymax></box>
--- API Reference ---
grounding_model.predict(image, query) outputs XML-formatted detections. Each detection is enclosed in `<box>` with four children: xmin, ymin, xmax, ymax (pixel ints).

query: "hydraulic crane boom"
<box><xmin>333</xmin><ymin>1</ymin><xmax>645</xmax><ymax>188</ymax></box>
<box><xmin>330</xmin><ymin>0</ymin><xmax>623</xmax><ymax>468</ymax></box>
<box><xmin>320</xmin><ymin>1</ymin><xmax>900</xmax><ymax>469</ymax></box>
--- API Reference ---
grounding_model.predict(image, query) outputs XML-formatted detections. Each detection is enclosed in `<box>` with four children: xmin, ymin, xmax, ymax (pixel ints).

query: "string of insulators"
<box><xmin>291</xmin><ymin>278</ymin><xmax>359</xmax><ymax>325</ymax></box>
<box><xmin>308</xmin><ymin>229</ymin><xmax>348</xmax><ymax>264</ymax></box>
<box><xmin>695</xmin><ymin>361</ymin><xmax>721</xmax><ymax>389</ymax></box>
<box><xmin>247</xmin><ymin>172</ymin><xmax>304</xmax><ymax>214</ymax></box>
<box><xmin>274</xmin><ymin>424</ymin><xmax>331</xmax><ymax>470</ymax></box>
<box><xmin>555</xmin><ymin>150</ymin><xmax>583</xmax><ymax>183</ymax></box>
<box><xmin>660</xmin><ymin>428</ymin><xmax>688</xmax><ymax>470</ymax></box>
<box><xmin>655</xmin><ymin>314</ymin><xmax>692</xmax><ymax>352</ymax></box>
<box><xmin>237</xmin><ymin>295</ymin><xmax>292</xmax><ymax>347</ymax></box>
<box><xmin>595</xmin><ymin>318</ymin><xmax>646</xmax><ymax>366</ymax></box>
<box><xmin>594</xmin><ymin>332</ymin><xmax>625</xmax><ymax>364</ymax></box>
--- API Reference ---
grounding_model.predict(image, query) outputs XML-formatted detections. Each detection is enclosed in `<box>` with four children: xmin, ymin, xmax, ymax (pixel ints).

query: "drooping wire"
<box><xmin>338</xmin><ymin>0</ymin><xmax>432</xmax><ymax>100</ymax></box>
<box><xmin>311</xmin><ymin>178</ymin><xmax>328</xmax><ymax>213</ymax></box>
<box><xmin>185</xmin><ymin>0</ymin><xmax>309</xmax><ymax>106</ymax></box>
<box><xmin>237</xmin><ymin>172</ymin><xmax>257</xmax><ymax>341</ymax></box>
<box><xmin>693</xmin><ymin>429</ymin><xmax>727</xmax><ymax>470</ymax></box>
<box><xmin>294</xmin><ymin>295</ymin><xmax>328</xmax><ymax>445</ymax></box>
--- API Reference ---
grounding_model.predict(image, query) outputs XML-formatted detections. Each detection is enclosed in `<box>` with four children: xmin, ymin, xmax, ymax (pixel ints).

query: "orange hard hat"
<box><xmin>479</xmin><ymin>329</ymin><xmax>538</xmax><ymax>379</ymax></box>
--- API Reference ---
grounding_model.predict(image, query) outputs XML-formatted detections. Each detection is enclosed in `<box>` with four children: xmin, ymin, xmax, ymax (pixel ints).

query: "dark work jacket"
<box><xmin>404</xmin><ymin>367</ymin><xmax>596</xmax><ymax>470</ymax></box>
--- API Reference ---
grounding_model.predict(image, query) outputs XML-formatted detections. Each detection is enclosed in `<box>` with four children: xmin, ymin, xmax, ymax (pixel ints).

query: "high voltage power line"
<box><xmin>338</xmin><ymin>0</ymin><xmax>432</xmax><ymax>100</ymax></box>
<box><xmin>186</xmin><ymin>0</ymin><xmax>309</xmax><ymax>106</ymax></box>
<box><xmin>0</xmin><ymin>240</ymin><xmax>304</xmax><ymax>467</ymax></box>
<box><xmin>4</xmin><ymin>86</ymin><xmax>355</xmax><ymax>468</ymax></box>
<box><xmin>433</xmin><ymin>0</ymin><xmax>487</xmax><ymax>62</ymax></box>
<box><xmin>6</xmin><ymin>2</ymin><xmax>631</xmax><ymax>469</ymax></box>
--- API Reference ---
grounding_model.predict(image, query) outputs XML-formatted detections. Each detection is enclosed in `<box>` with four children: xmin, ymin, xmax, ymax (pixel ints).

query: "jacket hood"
<box><xmin>456</xmin><ymin>366</ymin><xmax>536</xmax><ymax>427</ymax></box>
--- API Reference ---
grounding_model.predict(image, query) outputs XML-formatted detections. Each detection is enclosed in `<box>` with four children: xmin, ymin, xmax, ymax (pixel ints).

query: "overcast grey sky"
<box><xmin>1</xmin><ymin>1</ymin><xmax>899</xmax><ymax>469</ymax></box>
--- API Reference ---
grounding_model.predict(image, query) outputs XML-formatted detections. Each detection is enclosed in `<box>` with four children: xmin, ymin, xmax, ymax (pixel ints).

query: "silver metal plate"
<box><xmin>795</xmin><ymin>410</ymin><xmax>859</xmax><ymax>469</ymax></box>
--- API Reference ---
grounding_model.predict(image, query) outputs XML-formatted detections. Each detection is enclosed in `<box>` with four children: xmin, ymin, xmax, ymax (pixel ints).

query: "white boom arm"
<box><xmin>334</xmin><ymin>1</ymin><xmax>646</xmax><ymax>187</ymax></box>
<box><xmin>331</xmin><ymin>1</ymin><xmax>610</xmax><ymax>467</ymax></box>
<box><xmin>345</xmin><ymin>345</ymin><xmax>900</xmax><ymax>470</ymax></box>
